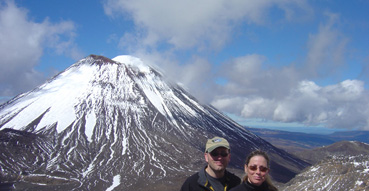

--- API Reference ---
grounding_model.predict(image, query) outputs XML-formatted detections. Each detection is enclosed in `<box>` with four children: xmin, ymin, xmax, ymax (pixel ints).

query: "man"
<box><xmin>180</xmin><ymin>136</ymin><xmax>241</xmax><ymax>191</ymax></box>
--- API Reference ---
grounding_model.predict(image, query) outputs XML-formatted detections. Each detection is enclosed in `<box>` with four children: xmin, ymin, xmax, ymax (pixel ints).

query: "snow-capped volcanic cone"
<box><xmin>0</xmin><ymin>55</ymin><xmax>308</xmax><ymax>190</ymax></box>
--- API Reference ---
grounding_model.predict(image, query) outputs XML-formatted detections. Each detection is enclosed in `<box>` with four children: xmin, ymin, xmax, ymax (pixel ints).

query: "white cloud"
<box><xmin>305</xmin><ymin>11</ymin><xmax>349</xmax><ymax>78</ymax></box>
<box><xmin>218</xmin><ymin>54</ymin><xmax>300</xmax><ymax>99</ymax></box>
<box><xmin>0</xmin><ymin>1</ymin><xmax>81</xmax><ymax>98</ymax></box>
<box><xmin>103</xmin><ymin>0</ymin><xmax>311</xmax><ymax>51</ymax></box>
<box><xmin>213</xmin><ymin>78</ymin><xmax>369</xmax><ymax>130</ymax></box>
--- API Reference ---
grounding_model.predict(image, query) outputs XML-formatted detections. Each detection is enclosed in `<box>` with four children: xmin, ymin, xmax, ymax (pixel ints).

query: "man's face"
<box><xmin>205</xmin><ymin>147</ymin><xmax>231</xmax><ymax>173</ymax></box>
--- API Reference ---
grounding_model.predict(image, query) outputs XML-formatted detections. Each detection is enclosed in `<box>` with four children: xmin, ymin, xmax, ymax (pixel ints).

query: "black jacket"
<box><xmin>229</xmin><ymin>181</ymin><xmax>276</xmax><ymax>191</ymax></box>
<box><xmin>180</xmin><ymin>167</ymin><xmax>241</xmax><ymax>191</ymax></box>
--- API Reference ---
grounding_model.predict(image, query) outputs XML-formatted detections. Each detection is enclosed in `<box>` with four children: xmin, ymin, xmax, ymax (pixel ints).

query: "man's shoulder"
<box><xmin>180</xmin><ymin>172</ymin><xmax>201</xmax><ymax>191</ymax></box>
<box><xmin>225</xmin><ymin>170</ymin><xmax>241</xmax><ymax>188</ymax></box>
<box><xmin>225</xmin><ymin>170</ymin><xmax>241</xmax><ymax>181</ymax></box>
<box><xmin>182</xmin><ymin>172</ymin><xmax>201</xmax><ymax>186</ymax></box>
<box><xmin>185</xmin><ymin>172</ymin><xmax>200</xmax><ymax>182</ymax></box>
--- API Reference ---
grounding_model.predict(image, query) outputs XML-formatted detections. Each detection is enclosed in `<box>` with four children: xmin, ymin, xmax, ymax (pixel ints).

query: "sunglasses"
<box><xmin>248</xmin><ymin>165</ymin><xmax>269</xmax><ymax>172</ymax></box>
<box><xmin>209</xmin><ymin>151</ymin><xmax>229</xmax><ymax>157</ymax></box>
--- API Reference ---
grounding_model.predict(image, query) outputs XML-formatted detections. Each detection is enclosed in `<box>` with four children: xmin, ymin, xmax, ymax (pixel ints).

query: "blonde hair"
<box><xmin>242</xmin><ymin>150</ymin><xmax>278</xmax><ymax>191</ymax></box>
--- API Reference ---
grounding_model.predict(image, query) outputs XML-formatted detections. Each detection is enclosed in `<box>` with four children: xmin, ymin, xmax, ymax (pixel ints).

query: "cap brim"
<box><xmin>206</xmin><ymin>145</ymin><xmax>230</xmax><ymax>153</ymax></box>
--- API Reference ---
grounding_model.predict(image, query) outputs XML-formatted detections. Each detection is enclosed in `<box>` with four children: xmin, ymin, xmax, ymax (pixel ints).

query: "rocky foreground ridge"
<box><xmin>282</xmin><ymin>154</ymin><xmax>369</xmax><ymax>190</ymax></box>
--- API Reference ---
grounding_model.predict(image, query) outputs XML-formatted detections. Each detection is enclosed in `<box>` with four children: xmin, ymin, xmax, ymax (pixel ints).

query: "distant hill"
<box><xmin>294</xmin><ymin>141</ymin><xmax>369</xmax><ymax>164</ymax></box>
<box><xmin>246</xmin><ymin>127</ymin><xmax>369</xmax><ymax>153</ymax></box>
<box><xmin>329</xmin><ymin>130</ymin><xmax>369</xmax><ymax>143</ymax></box>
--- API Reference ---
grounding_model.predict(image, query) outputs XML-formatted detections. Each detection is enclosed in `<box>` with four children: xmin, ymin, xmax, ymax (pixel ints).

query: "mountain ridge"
<box><xmin>294</xmin><ymin>140</ymin><xmax>369</xmax><ymax>164</ymax></box>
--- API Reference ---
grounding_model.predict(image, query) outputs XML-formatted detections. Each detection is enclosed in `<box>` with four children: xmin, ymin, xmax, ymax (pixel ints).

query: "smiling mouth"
<box><xmin>253</xmin><ymin>176</ymin><xmax>262</xmax><ymax>180</ymax></box>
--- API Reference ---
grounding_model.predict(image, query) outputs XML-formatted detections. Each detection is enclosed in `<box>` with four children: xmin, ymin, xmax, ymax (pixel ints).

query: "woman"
<box><xmin>230</xmin><ymin>150</ymin><xmax>278</xmax><ymax>191</ymax></box>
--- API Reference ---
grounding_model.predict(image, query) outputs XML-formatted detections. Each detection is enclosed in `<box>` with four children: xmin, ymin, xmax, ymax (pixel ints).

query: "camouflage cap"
<box><xmin>205</xmin><ymin>137</ymin><xmax>230</xmax><ymax>153</ymax></box>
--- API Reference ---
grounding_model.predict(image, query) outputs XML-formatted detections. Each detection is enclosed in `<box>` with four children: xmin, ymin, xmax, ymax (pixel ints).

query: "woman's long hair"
<box><xmin>242</xmin><ymin>150</ymin><xmax>278</xmax><ymax>191</ymax></box>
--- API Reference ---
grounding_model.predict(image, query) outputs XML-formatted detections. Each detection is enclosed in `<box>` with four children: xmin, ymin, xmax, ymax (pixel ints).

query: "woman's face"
<box><xmin>245</xmin><ymin>155</ymin><xmax>269</xmax><ymax>186</ymax></box>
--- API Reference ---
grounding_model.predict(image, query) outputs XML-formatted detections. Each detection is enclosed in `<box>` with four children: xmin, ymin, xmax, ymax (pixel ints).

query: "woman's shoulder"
<box><xmin>229</xmin><ymin>182</ymin><xmax>252</xmax><ymax>191</ymax></box>
<box><xmin>229</xmin><ymin>181</ymin><xmax>278</xmax><ymax>191</ymax></box>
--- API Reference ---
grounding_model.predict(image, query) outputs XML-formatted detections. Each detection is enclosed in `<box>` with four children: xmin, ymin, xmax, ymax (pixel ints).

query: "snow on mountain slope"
<box><xmin>1</xmin><ymin>63</ymin><xmax>94</xmax><ymax>132</ymax></box>
<box><xmin>0</xmin><ymin>55</ymin><xmax>308</xmax><ymax>190</ymax></box>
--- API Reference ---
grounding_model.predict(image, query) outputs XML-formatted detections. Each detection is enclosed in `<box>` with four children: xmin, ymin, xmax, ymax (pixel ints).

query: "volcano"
<box><xmin>0</xmin><ymin>55</ymin><xmax>308</xmax><ymax>190</ymax></box>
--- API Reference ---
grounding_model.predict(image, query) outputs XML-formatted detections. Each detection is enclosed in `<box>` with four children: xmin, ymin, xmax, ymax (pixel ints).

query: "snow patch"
<box><xmin>310</xmin><ymin>166</ymin><xmax>319</xmax><ymax>171</ymax></box>
<box><xmin>122</xmin><ymin>136</ymin><xmax>128</xmax><ymax>155</ymax></box>
<box><xmin>82</xmin><ymin>162</ymin><xmax>95</xmax><ymax>177</ymax></box>
<box><xmin>85</xmin><ymin>111</ymin><xmax>96</xmax><ymax>142</ymax></box>
<box><xmin>140</xmin><ymin>82</ymin><xmax>165</xmax><ymax>115</ymax></box>
<box><xmin>106</xmin><ymin>175</ymin><xmax>121</xmax><ymax>191</ymax></box>
<box><xmin>353</xmin><ymin>162</ymin><xmax>361</xmax><ymax>167</ymax></box>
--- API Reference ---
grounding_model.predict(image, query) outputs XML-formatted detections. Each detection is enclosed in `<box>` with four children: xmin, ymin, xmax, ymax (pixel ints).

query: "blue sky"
<box><xmin>1</xmin><ymin>0</ymin><xmax>369</xmax><ymax>134</ymax></box>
